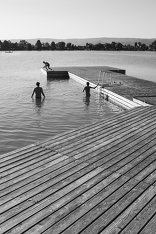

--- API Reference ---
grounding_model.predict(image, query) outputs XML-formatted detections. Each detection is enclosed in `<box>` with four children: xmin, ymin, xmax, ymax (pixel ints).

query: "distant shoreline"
<box><xmin>0</xmin><ymin>38</ymin><xmax>156</xmax><ymax>51</ymax></box>
<box><xmin>2</xmin><ymin>37</ymin><xmax>156</xmax><ymax>46</ymax></box>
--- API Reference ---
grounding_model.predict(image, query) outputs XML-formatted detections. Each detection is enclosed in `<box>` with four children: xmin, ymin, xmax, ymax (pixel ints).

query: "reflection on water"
<box><xmin>32</xmin><ymin>97</ymin><xmax>45</xmax><ymax>111</ymax></box>
<box><xmin>83</xmin><ymin>96</ymin><xmax>90</xmax><ymax>107</ymax></box>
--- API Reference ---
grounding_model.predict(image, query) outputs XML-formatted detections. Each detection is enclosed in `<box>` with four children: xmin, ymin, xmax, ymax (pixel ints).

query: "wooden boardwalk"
<box><xmin>0</xmin><ymin>105</ymin><xmax>156</xmax><ymax>233</ymax></box>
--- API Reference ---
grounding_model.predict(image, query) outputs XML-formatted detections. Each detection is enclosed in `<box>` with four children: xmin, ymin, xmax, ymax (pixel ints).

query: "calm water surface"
<box><xmin>0</xmin><ymin>51</ymin><xmax>156</xmax><ymax>154</ymax></box>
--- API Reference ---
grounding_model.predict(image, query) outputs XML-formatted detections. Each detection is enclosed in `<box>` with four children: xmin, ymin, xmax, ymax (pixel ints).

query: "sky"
<box><xmin>0</xmin><ymin>0</ymin><xmax>156</xmax><ymax>40</ymax></box>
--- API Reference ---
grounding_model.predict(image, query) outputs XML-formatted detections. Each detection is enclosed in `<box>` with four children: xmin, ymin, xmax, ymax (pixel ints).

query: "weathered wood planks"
<box><xmin>0</xmin><ymin>106</ymin><xmax>156</xmax><ymax>233</ymax></box>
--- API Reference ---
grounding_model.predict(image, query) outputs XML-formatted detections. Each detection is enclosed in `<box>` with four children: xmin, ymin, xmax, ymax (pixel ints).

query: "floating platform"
<box><xmin>50</xmin><ymin>66</ymin><xmax>156</xmax><ymax>106</ymax></box>
<box><xmin>41</xmin><ymin>68</ymin><xmax>69</xmax><ymax>79</ymax></box>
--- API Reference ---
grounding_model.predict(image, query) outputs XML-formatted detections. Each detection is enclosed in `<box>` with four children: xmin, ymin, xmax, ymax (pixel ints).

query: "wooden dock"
<box><xmin>1</xmin><ymin>105</ymin><xmax>156</xmax><ymax>233</ymax></box>
<box><xmin>52</xmin><ymin>66</ymin><xmax>156</xmax><ymax>105</ymax></box>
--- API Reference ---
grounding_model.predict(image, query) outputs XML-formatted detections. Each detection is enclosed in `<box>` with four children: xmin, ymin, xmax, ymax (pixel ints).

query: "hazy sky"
<box><xmin>0</xmin><ymin>0</ymin><xmax>156</xmax><ymax>40</ymax></box>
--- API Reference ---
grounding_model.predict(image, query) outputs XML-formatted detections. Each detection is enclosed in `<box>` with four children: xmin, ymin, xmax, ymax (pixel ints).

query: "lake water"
<box><xmin>0</xmin><ymin>50</ymin><xmax>156</xmax><ymax>155</ymax></box>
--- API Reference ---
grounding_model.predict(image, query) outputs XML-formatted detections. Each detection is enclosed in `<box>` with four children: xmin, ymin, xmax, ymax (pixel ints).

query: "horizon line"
<box><xmin>1</xmin><ymin>36</ymin><xmax>156</xmax><ymax>41</ymax></box>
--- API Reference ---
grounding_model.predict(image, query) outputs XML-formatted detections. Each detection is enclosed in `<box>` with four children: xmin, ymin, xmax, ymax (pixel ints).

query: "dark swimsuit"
<box><xmin>34</xmin><ymin>87</ymin><xmax>43</xmax><ymax>98</ymax></box>
<box><xmin>84</xmin><ymin>86</ymin><xmax>91</xmax><ymax>97</ymax></box>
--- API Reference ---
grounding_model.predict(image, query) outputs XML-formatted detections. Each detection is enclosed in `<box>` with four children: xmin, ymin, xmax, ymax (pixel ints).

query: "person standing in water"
<box><xmin>83</xmin><ymin>82</ymin><xmax>98</xmax><ymax>97</ymax></box>
<box><xmin>31</xmin><ymin>82</ymin><xmax>45</xmax><ymax>99</ymax></box>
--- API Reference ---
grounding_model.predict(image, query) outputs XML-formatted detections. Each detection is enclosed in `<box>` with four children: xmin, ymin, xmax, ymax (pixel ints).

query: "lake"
<box><xmin>0</xmin><ymin>50</ymin><xmax>156</xmax><ymax>154</ymax></box>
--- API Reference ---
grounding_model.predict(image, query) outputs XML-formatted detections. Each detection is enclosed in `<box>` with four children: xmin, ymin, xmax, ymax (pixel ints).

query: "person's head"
<box><xmin>43</xmin><ymin>61</ymin><xmax>45</xmax><ymax>64</ymax></box>
<box><xmin>86</xmin><ymin>82</ymin><xmax>89</xmax><ymax>86</ymax></box>
<box><xmin>36</xmin><ymin>82</ymin><xmax>40</xmax><ymax>87</ymax></box>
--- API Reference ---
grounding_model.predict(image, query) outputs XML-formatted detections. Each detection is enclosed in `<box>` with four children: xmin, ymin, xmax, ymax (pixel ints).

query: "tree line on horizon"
<box><xmin>0</xmin><ymin>39</ymin><xmax>156</xmax><ymax>51</ymax></box>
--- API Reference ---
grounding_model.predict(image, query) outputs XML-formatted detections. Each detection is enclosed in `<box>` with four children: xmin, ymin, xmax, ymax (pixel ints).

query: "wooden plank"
<box><xmin>37</xmin><ymin>106</ymin><xmax>151</xmax><ymax>147</ymax></box>
<box><xmin>73</xmin><ymin>122</ymin><xmax>156</xmax><ymax>160</ymax></box>
<box><xmin>39</xmin><ymin>106</ymin><xmax>155</xmax><ymax>149</ymax></box>
<box><xmin>0</xmin><ymin>107</ymin><xmax>151</xmax><ymax>167</ymax></box>
<box><xmin>18</xmin><ymin>176</ymin><xmax>132</xmax><ymax>234</ymax></box>
<box><xmin>0</xmin><ymin>150</ymin><xmax>62</xmax><ymax>177</ymax></box>
<box><xmin>0</xmin><ymin>144</ymin><xmax>38</xmax><ymax>160</ymax></box>
<box><xmin>27</xmin><ymin>152</ymin><xmax>156</xmax><ymax>233</ymax></box>
<box><xmin>34</xmin><ymin>181</ymin><xmax>149</xmax><ymax>234</ymax></box>
<box><xmin>1</xmin><ymin>144</ymin><xmax>156</xmax><ymax>233</ymax></box>
<box><xmin>0</xmin><ymin>160</ymin><xmax>102</xmax><ymax>208</ymax></box>
<box><xmin>68</xmin><ymin>119</ymin><xmax>156</xmax><ymax>159</ymax></box>
<box><xmin>0</xmin><ymin>144</ymin><xmax>36</xmax><ymax>158</ymax></box>
<box><xmin>0</xmin><ymin>152</ymin><xmax>69</xmax><ymax>184</ymax></box>
<box><xmin>139</xmin><ymin>213</ymin><xmax>156</xmax><ymax>234</ymax></box>
<box><xmin>63</xmin><ymin>184</ymin><xmax>155</xmax><ymax>234</ymax></box>
<box><xmin>118</xmin><ymin>190</ymin><xmax>156</xmax><ymax>233</ymax></box>
<box><xmin>0</xmin><ymin>168</ymin><xmax>123</xmax><ymax>227</ymax></box>
<box><xmin>1</xmin><ymin>117</ymin><xmax>156</xmax><ymax>201</ymax></box>
<box><xmin>0</xmin><ymin>167</ymin><xmax>104</xmax><ymax>233</ymax></box>
<box><xmin>116</xmin><ymin>150</ymin><xmax>156</xmax><ymax>177</ymax></box>
<box><xmin>0</xmin><ymin>174</ymin><xmax>136</xmax><ymax>233</ymax></box>
<box><xmin>144</xmin><ymin>169</ymin><xmax>156</xmax><ymax>184</ymax></box>
<box><xmin>1</xmin><ymin>143</ymin><xmax>154</xmax><ymax>211</ymax></box>
<box><xmin>133</xmin><ymin>163</ymin><xmax>156</xmax><ymax>183</ymax></box>
<box><xmin>44</xmin><ymin>112</ymin><xmax>156</xmax><ymax>162</ymax></box>
<box><xmin>41</xmin><ymin>109</ymin><xmax>156</xmax><ymax>154</ymax></box>
<box><xmin>0</xmin><ymin>148</ymin><xmax>52</xmax><ymax>171</ymax></box>
<box><xmin>0</xmin><ymin>128</ymin><xmax>155</xmax><ymax>216</ymax></box>
<box><xmin>0</xmin><ymin>119</ymin><xmax>155</xmax><ymax>209</ymax></box>
<box><xmin>1</xmin><ymin>119</ymin><xmax>156</xmax><ymax>197</ymax></box>
<box><xmin>99</xmin><ymin>182</ymin><xmax>156</xmax><ymax>234</ymax></box>
<box><xmin>50</xmin><ymin>110</ymin><xmax>156</xmax><ymax>154</ymax></box>
<box><xmin>0</xmin><ymin>105</ymin><xmax>156</xmax><ymax>234</ymax></box>
<box><xmin>0</xmin><ymin>109</ymin><xmax>155</xmax><ymax>186</ymax></box>
<box><xmin>0</xmin><ymin>124</ymin><xmax>155</xmax><ymax>199</ymax></box>
<box><xmin>123</xmin><ymin>154</ymin><xmax>156</xmax><ymax>179</ymax></box>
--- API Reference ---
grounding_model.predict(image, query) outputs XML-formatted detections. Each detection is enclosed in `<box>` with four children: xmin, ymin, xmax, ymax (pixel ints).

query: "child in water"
<box><xmin>31</xmin><ymin>82</ymin><xmax>45</xmax><ymax>99</ymax></box>
<box><xmin>83</xmin><ymin>82</ymin><xmax>99</xmax><ymax>97</ymax></box>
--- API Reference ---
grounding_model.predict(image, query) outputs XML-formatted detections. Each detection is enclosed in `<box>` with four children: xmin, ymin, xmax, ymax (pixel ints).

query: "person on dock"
<box><xmin>43</xmin><ymin>61</ymin><xmax>52</xmax><ymax>70</ymax></box>
<box><xmin>83</xmin><ymin>82</ymin><xmax>99</xmax><ymax>97</ymax></box>
<box><xmin>31</xmin><ymin>82</ymin><xmax>45</xmax><ymax>99</ymax></box>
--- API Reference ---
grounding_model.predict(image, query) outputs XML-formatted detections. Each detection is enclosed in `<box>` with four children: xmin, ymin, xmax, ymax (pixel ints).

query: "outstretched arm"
<box><xmin>91</xmin><ymin>83</ymin><xmax>99</xmax><ymax>89</ymax></box>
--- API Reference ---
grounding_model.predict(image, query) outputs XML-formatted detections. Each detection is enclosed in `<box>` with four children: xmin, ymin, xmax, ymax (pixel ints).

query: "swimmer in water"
<box><xmin>31</xmin><ymin>82</ymin><xmax>45</xmax><ymax>99</ymax></box>
<box><xmin>83</xmin><ymin>82</ymin><xmax>99</xmax><ymax>97</ymax></box>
